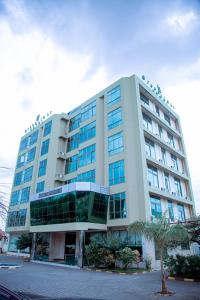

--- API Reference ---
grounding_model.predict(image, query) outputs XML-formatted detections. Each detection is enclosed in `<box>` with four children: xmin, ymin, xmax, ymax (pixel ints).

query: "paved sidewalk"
<box><xmin>0</xmin><ymin>256</ymin><xmax>199</xmax><ymax>300</ymax></box>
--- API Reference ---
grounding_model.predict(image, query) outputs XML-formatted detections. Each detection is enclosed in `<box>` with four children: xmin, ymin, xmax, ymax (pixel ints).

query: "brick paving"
<box><xmin>0</xmin><ymin>256</ymin><xmax>199</xmax><ymax>300</ymax></box>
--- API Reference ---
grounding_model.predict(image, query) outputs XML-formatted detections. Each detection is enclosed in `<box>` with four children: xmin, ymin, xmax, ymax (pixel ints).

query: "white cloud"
<box><xmin>165</xmin><ymin>11</ymin><xmax>198</xmax><ymax>34</ymax></box>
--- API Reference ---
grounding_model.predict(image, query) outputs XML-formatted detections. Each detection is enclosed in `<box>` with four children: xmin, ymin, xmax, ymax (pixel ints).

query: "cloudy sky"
<box><xmin>0</xmin><ymin>0</ymin><xmax>200</xmax><ymax>225</ymax></box>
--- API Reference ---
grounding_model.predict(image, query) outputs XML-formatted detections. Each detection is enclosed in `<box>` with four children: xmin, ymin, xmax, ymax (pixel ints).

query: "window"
<box><xmin>65</xmin><ymin>154</ymin><xmax>78</xmax><ymax>174</ymax></box>
<box><xmin>27</xmin><ymin>147</ymin><xmax>36</xmax><ymax>163</ymax></box>
<box><xmin>65</xmin><ymin>177</ymin><xmax>77</xmax><ymax>184</ymax></box>
<box><xmin>107</xmin><ymin>85</ymin><xmax>121</xmax><ymax>106</ymax></box>
<box><xmin>41</xmin><ymin>139</ymin><xmax>50</xmax><ymax>156</ymax></box>
<box><xmin>168</xmin><ymin>201</ymin><xmax>174</xmax><ymax>222</ymax></box>
<box><xmin>164</xmin><ymin>173</ymin><xmax>170</xmax><ymax>192</ymax></box>
<box><xmin>79</xmin><ymin>121</ymin><xmax>96</xmax><ymax>144</ymax></box>
<box><xmin>19</xmin><ymin>137</ymin><xmax>28</xmax><ymax>152</ymax></box>
<box><xmin>108</xmin><ymin>107</ymin><xmax>122</xmax><ymax>130</ymax></box>
<box><xmin>171</xmin><ymin>154</ymin><xmax>178</xmax><ymax>171</ymax></box>
<box><xmin>108</xmin><ymin>132</ymin><xmax>124</xmax><ymax>156</ymax></box>
<box><xmin>7</xmin><ymin>209</ymin><xmax>27</xmax><ymax>227</ymax></box>
<box><xmin>155</xmin><ymin>105</ymin><xmax>160</xmax><ymax>116</ymax></box>
<box><xmin>77</xmin><ymin>170</ymin><xmax>95</xmax><ymax>183</ymax></box>
<box><xmin>158</xmin><ymin>125</ymin><xmax>163</xmax><ymax>139</ymax></box>
<box><xmin>67</xmin><ymin>133</ymin><xmax>79</xmax><ymax>152</ymax></box>
<box><xmin>161</xmin><ymin>148</ymin><xmax>166</xmax><ymax>164</ymax></box>
<box><xmin>109</xmin><ymin>192</ymin><xmax>126</xmax><ymax>219</ymax></box>
<box><xmin>109</xmin><ymin>160</ymin><xmax>125</xmax><ymax>185</ymax></box>
<box><xmin>38</xmin><ymin>159</ymin><xmax>47</xmax><ymax>177</ymax></box>
<box><xmin>167</xmin><ymin>132</ymin><xmax>175</xmax><ymax>148</ymax></box>
<box><xmin>177</xmin><ymin>204</ymin><xmax>185</xmax><ymax>222</ymax></box>
<box><xmin>140</xmin><ymin>94</ymin><xmax>149</xmax><ymax>106</ymax></box>
<box><xmin>29</xmin><ymin>130</ymin><xmax>39</xmax><ymax>146</ymax></box>
<box><xmin>23</xmin><ymin>166</ymin><xmax>33</xmax><ymax>183</ymax></box>
<box><xmin>174</xmin><ymin>177</ymin><xmax>182</xmax><ymax>197</ymax></box>
<box><xmin>164</xmin><ymin>113</ymin><xmax>171</xmax><ymax>126</ymax></box>
<box><xmin>10</xmin><ymin>191</ymin><xmax>20</xmax><ymax>206</ymax></box>
<box><xmin>150</xmin><ymin>196</ymin><xmax>162</xmax><ymax>218</ymax></box>
<box><xmin>145</xmin><ymin>138</ymin><xmax>155</xmax><ymax>158</ymax></box>
<box><xmin>36</xmin><ymin>181</ymin><xmax>45</xmax><ymax>193</ymax></box>
<box><xmin>81</xmin><ymin>100</ymin><xmax>96</xmax><ymax>122</ymax></box>
<box><xmin>79</xmin><ymin>144</ymin><xmax>96</xmax><ymax>167</ymax></box>
<box><xmin>142</xmin><ymin>113</ymin><xmax>152</xmax><ymax>131</ymax></box>
<box><xmin>14</xmin><ymin>171</ymin><xmax>23</xmax><ymax>186</ymax></box>
<box><xmin>20</xmin><ymin>187</ymin><xmax>30</xmax><ymax>203</ymax></box>
<box><xmin>44</xmin><ymin>120</ymin><xmax>52</xmax><ymax>137</ymax></box>
<box><xmin>147</xmin><ymin>165</ymin><xmax>159</xmax><ymax>188</ymax></box>
<box><xmin>16</xmin><ymin>154</ymin><xmax>26</xmax><ymax>168</ymax></box>
<box><xmin>69</xmin><ymin>114</ymin><xmax>81</xmax><ymax>132</ymax></box>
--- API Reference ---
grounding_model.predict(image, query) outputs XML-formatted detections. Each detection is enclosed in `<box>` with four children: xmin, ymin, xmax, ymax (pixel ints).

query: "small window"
<box><xmin>41</xmin><ymin>139</ymin><xmax>50</xmax><ymax>156</ymax></box>
<box><xmin>164</xmin><ymin>113</ymin><xmax>171</xmax><ymax>126</ymax></box>
<box><xmin>38</xmin><ymin>159</ymin><xmax>47</xmax><ymax>177</ymax></box>
<box><xmin>107</xmin><ymin>86</ymin><xmax>121</xmax><ymax>106</ymax></box>
<box><xmin>150</xmin><ymin>196</ymin><xmax>162</xmax><ymax>219</ymax></box>
<box><xmin>108</xmin><ymin>107</ymin><xmax>122</xmax><ymax>130</ymax></box>
<box><xmin>36</xmin><ymin>181</ymin><xmax>45</xmax><ymax>193</ymax></box>
<box><xmin>44</xmin><ymin>120</ymin><xmax>52</xmax><ymax>137</ymax></box>
<box><xmin>108</xmin><ymin>132</ymin><xmax>124</xmax><ymax>156</ymax></box>
<box><xmin>109</xmin><ymin>160</ymin><xmax>125</xmax><ymax>185</ymax></box>
<box><xmin>140</xmin><ymin>94</ymin><xmax>149</xmax><ymax>105</ymax></box>
<box><xmin>109</xmin><ymin>192</ymin><xmax>126</xmax><ymax>219</ymax></box>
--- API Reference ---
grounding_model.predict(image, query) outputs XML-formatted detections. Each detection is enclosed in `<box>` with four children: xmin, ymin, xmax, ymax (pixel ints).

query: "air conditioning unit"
<box><xmin>148</xmin><ymin>181</ymin><xmax>152</xmax><ymax>186</ymax></box>
<box><xmin>57</xmin><ymin>174</ymin><xmax>64</xmax><ymax>178</ymax></box>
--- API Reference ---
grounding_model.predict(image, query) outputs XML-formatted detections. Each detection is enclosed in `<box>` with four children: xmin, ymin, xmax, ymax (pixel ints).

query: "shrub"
<box><xmin>85</xmin><ymin>244</ymin><xmax>115</xmax><ymax>268</ymax></box>
<box><xmin>117</xmin><ymin>247</ymin><xmax>140</xmax><ymax>269</ymax></box>
<box><xmin>164</xmin><ymin>255</ymin><xmax>200</xmax><ymax>279</ymax></box>
<box><xmin>144</xmin><ymin>257</ymin><xmax>152</xmax><ymax>271</ymax></box>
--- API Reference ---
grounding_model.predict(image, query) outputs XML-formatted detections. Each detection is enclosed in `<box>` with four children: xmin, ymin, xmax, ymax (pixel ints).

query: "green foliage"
<box><xmin>184</xmin><ymin>216</ymin><xmax>200</xmax><ymax>245</ymax></box>
<box><xmin>90</xmin><ymin>234</ymin><xmax>124</xmax><ymax>257</ymax></box>
<box><xmin>144</xmin><ymin>257</ymin><xmax>152</xmax><ymax>271</ymax></box>
<box><xmin>16</xmin><ymin>233</ymin><xmax>32</xmax><ymax>253</ymax></box>
<box><xmin>85</xmin><ymin>243</ymin><xmax>114</xmax><ymax>268</ymax></box>
<box><xmin>117</xmin><ymin>247</ymin><xmax>140</xmax><ymax>269</ymax></box>
<box><xmin>164</xmin><ymin>255</ymin><xmax>200</xmax><ymax>279</ymax></box>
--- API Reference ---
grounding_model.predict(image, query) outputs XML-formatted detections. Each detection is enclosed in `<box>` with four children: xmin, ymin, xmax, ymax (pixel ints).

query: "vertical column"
<box><xmin>78</xmin><ymin>230</ymin><xmax>85</xmax><ymax>268</ymax></box>
<box><xmin>30</xmin><ymin>232</ymin><xmax>37</xmax><ymax>260</ymax></box>
<box><xmin>96</xmin><ymin>96</ymin><xmax>105</xmax><ymax>185</ymax></box>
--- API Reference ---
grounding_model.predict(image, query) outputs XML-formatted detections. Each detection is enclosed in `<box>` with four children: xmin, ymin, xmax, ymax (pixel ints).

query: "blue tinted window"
<box><xmin>16</xmin><ymin>154</ymin><xmax>26</xmax><ymax>168</ymax></box>
<box><xmin>81</xmin><ymin>100</ymin><xmax>96</xmax><ymax>122</ymax></box>
<box><xmin>69</xmin><ymin>115</ymin><xmax>80</xmax><ymax>132</ymax></box>
<box><xmin>44</xmin><ymin>120</ymin><xmax>52</xmax><ymax>137</ymax></box>
<box><xmin>27</xmin><ymin>147</ymin><xmax>36</xmax><ymax>163</ymax></box>
<box><xmin>67</xmin><ymin>133</ymin><xmax>79</xmax><ymax>152</ymax></box>
<box><xmin>19</xmin><ymin>137</ymin><xmax>28</xmax><ymax>152</ymax></box>
<box><xmin>107</xmin><ymin>85</ymin><xmax>121</xmax><ymax>106</ymax></box>
<box><xmin>41</xmin><ymin>139</ymin><xmax>50</xmax><ymax>156</ymax></box>
<box><xmin>77</xmin><ymin>170</ymin><xmax>95</xmax><ymax>183</ymax></box>
<box><xmin>65</xmin><ymin>155</ymin><xmax>78</xmax><ymax>174</ymax></box>
<box><xmin>20</xmin><ymin>187</ymin><xmax>30</xmax><ymax>203</ymax></box>
<box><xmin>177</xmin><ymin>204</ymin><xmax>185</xmax><ymax>221</ymax></box>
<box><xmin>108</xmin><ymin>132</ymin><xmax>124</xmax><ymax>156</ymax></box>
<box><xmin>108</xmin><ymin>107</ymin><xmax>122</xmax><ymax>130</ymax></box>
<box><xmin>14</xmin><ymin>171</ymin><xmax>23</xmax><ymax>186</ymax></box>
<box><xmin>36</xmin><ymin>181</ymin><xmax>45</xmax><ymax>193</ymax></box>
<box><xmin>109</xmin><ymin>160</ymin><xmax>125</xmax><ymax>185</ymax></box>
<box><xmin>24</xmin><ymin>166</ymin><xmax>33</xmax><ymax>183</ymax></box>
<box><xmin>38</xmin><ymin>159</ymin><xmax>47</xmax><ymax>177</ymax></box>
<box><xmin>148</xmin><ymin>165</ymin><xmax>159</xmax><ymax>188</ymax></box>
<box><xmin>65</xmin><ymin>177</ymin><xmax>77</xmax><ymax>184</ymax></box>
<box><xmin>29</xmin><ymin>130</ymin><xmax>38</xmax><ymax>146</ymax></box>
<box><xmin>10</xmin><ymin>191</ymin><xmax>20</xmax><ymax>206</ymax></box>
<box><xmin>79</xmin><ymin>144</ymin><xmax>96</xmax><ymax>167</ymax></box>
<box><xmin>80</xmin><ymin>121</ymin><xmax>96</xmax><ymax>144</ymax></box>
<box><xmin>7</xmin><ymin>209</ymin><xmax>27</xmax><ymax>227</ymax></box>
<box><xmin>150</xmin><ymin>196</ymin><xmax>162</xmax><ymax>218</ymax></box>
<box><xmin>109</xmin><ymin>192</ymin><xmax>126</xmax><ymax>219</ymax></box>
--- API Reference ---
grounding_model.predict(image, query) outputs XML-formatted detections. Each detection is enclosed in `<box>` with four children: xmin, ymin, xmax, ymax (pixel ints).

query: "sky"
<box><xmin>0</xmin><ymin>0</ymin><xmax>200</xmax><ymax>228</ymax></box>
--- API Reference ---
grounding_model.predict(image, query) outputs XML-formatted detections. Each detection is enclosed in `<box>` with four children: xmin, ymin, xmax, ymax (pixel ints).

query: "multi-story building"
<box><xmin>6</xmin><ymin>74</ymin><xmax>195</xmax><ymax>267</ymax></box>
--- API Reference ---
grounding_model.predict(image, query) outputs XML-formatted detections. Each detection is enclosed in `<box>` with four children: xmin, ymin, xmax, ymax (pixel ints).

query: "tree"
<box><xmin>129</xmin><ymin>215</ymin><xmax>189</xmax><ymax>295</ymax></box>
<box><xmin>16</xmin><ymin>233</ymin><xmax>32</xmax><ymax>255</ymax></box>
<box><xmin>184</xmin><ymin>216</ymin><xmax>200</xmax><ymax>245</ymax></box>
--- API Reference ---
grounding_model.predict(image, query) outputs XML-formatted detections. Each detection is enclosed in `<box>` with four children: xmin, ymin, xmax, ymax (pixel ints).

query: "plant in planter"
<box><xmin>117</xmin><ymin>247</ymin><xmax>138</xmax><ymax>270</ymax></box>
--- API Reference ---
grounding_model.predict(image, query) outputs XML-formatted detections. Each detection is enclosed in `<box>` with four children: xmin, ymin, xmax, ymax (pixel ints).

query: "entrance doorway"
<box><xmin>65</xmin><ymin>232</ymin><xmax>76</xmax><ymax>265</ymax></box>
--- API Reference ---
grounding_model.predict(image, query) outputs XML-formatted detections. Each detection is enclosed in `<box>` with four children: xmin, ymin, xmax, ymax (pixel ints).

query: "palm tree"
<box><xmin>129</xmin><ymin>214</ymin><xmax>189</xmax><ymax>294</ymax></box>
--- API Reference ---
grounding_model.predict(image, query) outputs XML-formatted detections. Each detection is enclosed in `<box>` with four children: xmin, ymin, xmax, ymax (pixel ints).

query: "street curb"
<box><xmin>85</xmin><ymin>268</ymin><xmax>151</xmax><ymax>275</ymax></box>
<box><xmin>0</xmin><ymin>265</ymin><xmax>21</xmax><ymax>269</ymax></box>
<box><xmin>168</xmin><ymin>276</ymin><xmax>199</xmax><ymax>282</ymax></box>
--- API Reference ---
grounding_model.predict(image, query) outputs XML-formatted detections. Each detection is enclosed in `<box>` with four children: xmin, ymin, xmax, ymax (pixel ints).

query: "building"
<box><xmin>6</xmin><ymin>74</ymin><xmax>195</xmax><ymax>267</ymax></box>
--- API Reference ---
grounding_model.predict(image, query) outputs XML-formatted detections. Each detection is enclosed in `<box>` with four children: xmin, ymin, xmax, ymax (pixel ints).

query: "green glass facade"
<box><xmin>30</xmin><ymin>191</ymin><xmax>108</xmax><ymax>226</ymax></box>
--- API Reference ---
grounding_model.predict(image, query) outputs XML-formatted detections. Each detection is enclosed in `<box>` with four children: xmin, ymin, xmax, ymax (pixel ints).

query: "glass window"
<box><xmin>168</xmin><ymin>201</ymin><xmax>174</xmax><ymax>222</ymax></box>
<box><xmin>174</xmin><ymin>177</ymin><xmax>182</xmax><ymax>197</ymax></box>
<box><xmin>81</xmin><ymin>100</ymin><xmax>96</xmax><ymax>122</ymax></box>
<box><xmin>79</xmin><ymin>121</ymin><xmax>96</xmax><ymax>144</ymax></box>
<box><xmin>18</xmin><ymin>209</ymin><xmax>27</xmax><ymax>226</ymax></box>
<box><xmin>171</xmin><ymin>154</ymin><xmax>178</xmax><ymax>171</ymax></box>
<box><xmin>150</xmin><ymin>195</ymin><xmax>162</xmax><ymax>218</ymax></box>
<box><xmin>77</xmin><ymin>170</ymin><xmax>95</xmax><ymax>183</ymax></box>
<box><xmin>164</xmin><ymin>173</ymin><xmax>170</xmax><ymax>192</ymax></box>
<box><xmin>65</xmin><ymin>154</ymin><xmax>78</xmax><ymax>174</ymax></box>
<box><xmin>38</xmin><ymin>159</ymin><xmax>47</xmax><ymax>177</ymax></box>
<box><xmin>107</xmin><ymin>85</ymin><xmax>121</xmax><ymax>106</ymax></box>
<box><xmin>177</xmin><ymin>204</ymin><xmax>185</xmax><ymax>222</ymax></box>
<box><xmin>79</xmin><ymin>144</ymin><xmax>96</xmax><ymax>167</ymax></box>
<box><xmin>24</xmin><ymin>166</ymin><xmax>33</xmax><ymax>183</ymax></box>
<box><xmin>67</xmin><ymin>133</ymin><xmax>79</xmax><ymax>152</ymax></box>
<box><xmin>16</xmin><ymin>154</ymin><xmax>26</xmax><ymax>168</ymax></box>
<box><xmin>19</xmin><ymin>137</ymin><xmax>28</xmax><ymax>152</ymax></box>
<box><xmin>161</xmin><ymin>148</ymin><xmax>166</xmax><ymax>164</ymax></box>
<box><xmin>27</xmin><ymin>147</ymin><xmax>36</xmax><ymax>163</ymax></box>
<box><xmin>69</xmin><ymin>114</ymin><xmax>81</xmax><ymax>132</ymax></box>
<box><xmin>14</xmin><ymin>171</ymin><xmax>23</xmax><ymax>186</ymax></box>
<box><xmin>41</xmin><ymin>139</ymin><xmax>50</xmax><ymax>156</ymax></box>
<box><xmin>108</xmin><ymin>132</ymin><xmax>124</xmax><ymax>156</ymax></box>
<box><xmin>109</xmin><ymin>160</ymin><xmax>125</xmax><ymax>185</ymax></box>
<box><xmin>36</xmin><ymin>181</ymin><xmax>45</xmax><ymax>193</ymax></box>
<box><xmin>142</xmin><ymin>113</ymin><xmax>152</xmax><ymax>131</ymax></box>
<box><xmin>109</xmin><ymin>192</ymin><xmax>126</xmax><ymax>219</ymax></box>
<box><xmin>145</xmin><ymin>138</ymin><xmax>155</xmax><ymax>158</ymax></box>
<box><xmin>7</xmin><ymin>209</ymin><xmax>27</xmax><ymax>227</ymax></box>
<box><xmin>20</xmin><ymin>187</ymin><xmax>30</xmax><ymax>203</ymax></box>
<box><xmin>44</xmin><ymin>120</ymin><xmax>52</xmax><ymax>137</ymax></box>
<box><xmin>147</xmin><ymin>165</ymin><xmax>159</xmax><ymax>188</ymax></box>
<box><xmin>140</xmin><ymin>94</ymin><xmax>149</xmax><ymax>105</ymax></box>
<box><xmin>167</xmin><ymin>132</ymin><xmax>175</xmax><ymax>148</ymax></box>
<box><xmin>155</xmin><ymin>105</ymin><xmax>160</xmax><ymax>116</ymax></box>
<box><xmin>65</xmin><ymin>177</ymin><xmax>77</xmax><ymax>184</ymax></box>
<box><xmin>158</xmin><ymin>125</ymin><xmax>163</xmax><ymax>139</ymax></box>
<box><xmin>10</xmin><ymin>191</ymin><xmax>20</xmax><ymax>206</ymax></box>
<box><xmin>164</xmin><ymin>113</ymin><xmax>171</xmax><ymax>126</ymax></box>
<box><xmin>108</xmin><ymin>107</ymin><xmax>122</xmax><ymax>130</ymax></box>
<box><xmin>29</xmin><ymin>130</ymin><xmax>39</xmax><ymax>146</ymax></box>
